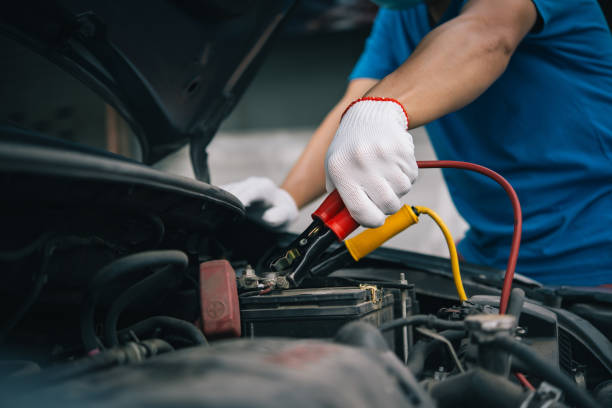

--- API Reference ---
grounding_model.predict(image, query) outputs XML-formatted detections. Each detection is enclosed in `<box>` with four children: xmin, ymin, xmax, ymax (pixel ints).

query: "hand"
<box><xmin>222</xmin><ymin>177</ymin><xmax>298</xmax><ymax>228</ymax></box>
<box><xmin>325</xmin><ymin>98</ymin><xmax>418</xmax><ymax>228</ymax></box>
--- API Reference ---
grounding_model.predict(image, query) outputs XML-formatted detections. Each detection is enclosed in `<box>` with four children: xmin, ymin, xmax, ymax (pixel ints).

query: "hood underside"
<box><xmin>0</xmin><ymin>0</ymin><xmax>296</xmax><ymax>165</ymax></box>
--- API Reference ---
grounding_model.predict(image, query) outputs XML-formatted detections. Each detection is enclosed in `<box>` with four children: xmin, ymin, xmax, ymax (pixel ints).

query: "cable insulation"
<box><xmin>514</xmin><ymin>372</ymin><xmax>535</xmax><ymax>390</ymax></box>
<box><xmin>417</xmin><ymin>160</ymin><xmax>522</xmax><ymax>314</ymax></box>
<box><xmin>414</xmin><ymin>206</ymin><xmax>467</xmax><ymax>302</ymax></box>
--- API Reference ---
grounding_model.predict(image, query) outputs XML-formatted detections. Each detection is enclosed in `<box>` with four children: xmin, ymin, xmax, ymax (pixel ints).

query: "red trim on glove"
<box><xmin>341</xmin><ymin>97</ymin><xmax>410</xmax><ymax>129</ymax></box>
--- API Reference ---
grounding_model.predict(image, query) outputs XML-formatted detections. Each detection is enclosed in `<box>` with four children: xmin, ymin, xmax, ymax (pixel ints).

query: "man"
<box><xmin>224</xmin><ymin>0</ymin><xmax>612</xmax><ymax>285</ymax></box>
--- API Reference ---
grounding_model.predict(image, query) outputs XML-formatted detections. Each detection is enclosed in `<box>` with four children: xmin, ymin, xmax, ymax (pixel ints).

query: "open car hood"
<box><xmin>0</xmin><ymin>0</ymin><xmax>296</xmax><ymax>175</ymax></box>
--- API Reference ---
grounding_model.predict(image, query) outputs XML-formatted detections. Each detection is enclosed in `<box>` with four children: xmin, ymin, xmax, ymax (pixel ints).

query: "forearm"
<box><xmin>281</xmin><ymin>79</ymin><xmax>377</xmax><ymax>207</ymax></box>
<box><xmin>366</xmin><ymin>1</ymin><xmax>536</xmax><ymax>128</ymax></box>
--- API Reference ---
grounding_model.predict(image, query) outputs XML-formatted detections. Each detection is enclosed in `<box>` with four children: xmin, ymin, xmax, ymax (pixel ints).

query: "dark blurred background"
<box><xmin>222</xmin><ymin>0</ymin><xmax>375</xmax><ymax>130</ymax></box>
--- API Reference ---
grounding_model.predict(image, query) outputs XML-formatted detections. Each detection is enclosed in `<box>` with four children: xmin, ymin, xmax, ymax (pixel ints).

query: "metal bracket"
<box><xmin>359</xmin><ymin>284</ymin><xmax>380</xmax><ymax>304</ymax></box>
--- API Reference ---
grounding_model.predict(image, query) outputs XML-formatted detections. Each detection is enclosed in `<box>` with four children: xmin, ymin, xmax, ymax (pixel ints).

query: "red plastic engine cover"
<box><xmin>199</xmin><ymin>260</ymin><xmax>241</xmax><ymax>338</ymax></box>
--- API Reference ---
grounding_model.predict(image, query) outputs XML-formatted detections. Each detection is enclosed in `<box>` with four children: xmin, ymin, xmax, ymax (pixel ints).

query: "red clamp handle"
<box><xmin>312</xmin><ymin>190</ymin><xmax>359</xmax><ymax>240</ymax></box>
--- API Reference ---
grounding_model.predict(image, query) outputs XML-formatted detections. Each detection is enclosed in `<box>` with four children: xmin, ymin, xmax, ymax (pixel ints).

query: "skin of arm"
<box><xmin>282</xmin><ymin>0</ymin><xmax>537</xmax><ymax>207</ymax></box>
<box><xmin>366</xmin><ymin>0</ymin><xmax>538</xmax><ymax>127</ymax></box>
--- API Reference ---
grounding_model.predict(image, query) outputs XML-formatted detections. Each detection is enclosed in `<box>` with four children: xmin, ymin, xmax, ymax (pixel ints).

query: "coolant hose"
<box><xmin>430</xmin><ymin>369</ymin><xmax>527</xmax><ymax>408</ymax></box>
<box><xmin>503</xmin><ymin>288</ymin><xmax>534</xmax><ymax>390</ymax></box>
<box><xmin>506</xmin><ymin>288</ymin><xmax>526</xmax><ymax>320</ymax></box>
<box><xmin>103</xmin><ymin>265</ymin><xmax>182</xmax><ymax>347</ymax></box>
<box><xmin>0</xmin><ymin>339</ymin><xmax>174</xmax><ymax>395</ymax></box>
<box><xmin>118</xmin><ymin>316</ymin><xmax>207</xmax><ymax>346</ymax></box>
<box><xmin>490</xmin><ymin>336</ymin><xmax>602</xmax><ymax>408</ymax></box>
<box><xmin>80</xmin><ymin>250</ymin><xmax>188</xmax><ymax>353</ymax></box>
<box><xmin>379</xmin><ymin>315</ymin><xmax>464</xmax><ymax>332</ymax></box>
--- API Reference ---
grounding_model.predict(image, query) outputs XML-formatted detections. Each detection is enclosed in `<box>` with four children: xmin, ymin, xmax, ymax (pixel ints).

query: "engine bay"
<box><xmin>0</xmin><ymin>136</ymin><xmax>611</xmax><ymax>408</ymax></box>
<box><xmin>2</xmin><ymin>1</ymin><xmax>611</xmax><ymax>406</ymax></box>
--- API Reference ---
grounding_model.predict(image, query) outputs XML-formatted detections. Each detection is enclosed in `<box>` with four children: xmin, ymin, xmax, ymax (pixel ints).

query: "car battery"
<box><xmin>239</xmin><ymin>286</ymin><xmax>395</xmax><ymax>347</ymax></box>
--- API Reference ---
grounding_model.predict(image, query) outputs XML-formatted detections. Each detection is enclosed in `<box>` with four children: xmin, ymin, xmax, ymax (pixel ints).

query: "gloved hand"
<box><xmin>222</xmin><ymin>177</ymin><xmax>298</xmax><ymax>228</ymax></box>
<box><xmin>325</xmin><ymin>97</ymin><xmax>418</xmax><ymax>228</ymax></box>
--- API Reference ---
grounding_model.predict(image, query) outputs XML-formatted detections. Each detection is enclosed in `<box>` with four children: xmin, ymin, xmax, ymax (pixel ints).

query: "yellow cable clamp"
<box><xmin>345</xmin><ymin>205</ymin><xmax>419</xmax><ymax>261</ymax></box>
<box><xmin>413</xmin><ymin>206</ymin><xmax>467</xmax><ymax>302</ymax></box>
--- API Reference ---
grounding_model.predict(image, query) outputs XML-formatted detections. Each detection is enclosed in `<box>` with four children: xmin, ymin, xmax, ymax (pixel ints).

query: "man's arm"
<box><xmin>366</xmin><ymin>0</ymin><xmax>538</xmax><ymax>128</ymax></box>
<box><xmin>281</xmin><ymin>78</ymin><xmax>378</xmax><ymax>208</ymax></box>
<box><xmin>284</xmin><ymin>0</ymin><xmax>537</xmax><ymax>207</ymax></box>
<box><xmin>227</xmin><ymin>0</ymin><xmax>538</xmax><ymax>228</ymax></box>
<box><xmin>322</xmin><ymin>0</ymin><xmax>539</xmax><ymax>226</ymax></box>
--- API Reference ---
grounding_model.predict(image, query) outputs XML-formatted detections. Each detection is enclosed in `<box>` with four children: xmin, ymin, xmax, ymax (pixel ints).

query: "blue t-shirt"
<box><xmin>350</xmin><ymin>0</ymin><xmax>612</xmax><ymax>285</ymax></box>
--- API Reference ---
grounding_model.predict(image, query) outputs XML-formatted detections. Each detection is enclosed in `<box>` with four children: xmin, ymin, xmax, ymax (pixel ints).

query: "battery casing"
<box><xmin>240</xmin><ymin>286</ymin><xmax>394</xmax><ymax>346</ymax></box>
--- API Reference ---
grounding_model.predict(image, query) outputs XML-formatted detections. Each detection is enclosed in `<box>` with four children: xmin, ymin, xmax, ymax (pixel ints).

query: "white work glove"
<box><xmin>325</xmin><ymin>98</ymin><xmax>418</xmax><ymax>228</ymax></box>
<box><xmin>222</xmin><ymin>177</ymin><xmax>298</xmax><ymax>228</ymax></box>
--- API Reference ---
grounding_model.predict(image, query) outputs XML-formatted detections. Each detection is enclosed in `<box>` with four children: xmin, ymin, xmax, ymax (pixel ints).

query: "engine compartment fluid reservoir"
<box><xmin>200</xmin><ymin>260</ymin><xmax>242</xmax><ymax>338</ymax></box>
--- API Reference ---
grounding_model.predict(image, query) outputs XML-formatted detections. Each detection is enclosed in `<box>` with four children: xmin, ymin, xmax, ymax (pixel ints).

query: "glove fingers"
<box><xmin>223</xmin><ymin>177</ymin><xmax>274</xmax><ymax>207</ymax></box>
<box><xmin>386</xmin><ymin>167</ymin><xmax>413</xmax><ymax>197</ymax></box>
<box><xmin>262</xmin><ymin>206</ymin><xmax>291</xmax><ymax>228</ymax></box>
<box><xmin>397</xmin><ymin>157</ymin><xmax>419</xmax><ymax>184</ymax></box>
<box><xmin>338</xmin><ymin>184</ymin><xmax>386</xmax><ymax>228</ymax></box>
<box><xmin>362</xmin><ymin>178</ymin><xmax>402</xmax><ymax>215</ymax></box>
<box><xmin>262</xmin><ymin>188</ymin><xmax>298</xmax><ymax>226</ymax></box>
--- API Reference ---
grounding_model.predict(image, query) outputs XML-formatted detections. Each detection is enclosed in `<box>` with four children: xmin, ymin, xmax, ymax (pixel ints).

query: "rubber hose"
<box><xmin>0</xmin><ymin>242</ymin><xmax>54</xmax><ymax>343</ymax></box>
<box><xmin>140</xmin><ymin>338</ymin><xmax>174</xmax><ymax>355</ymax></box>
<box><xmin>54</xmin><ymin>339</ymin><xmax>172</xmax><ymax>384</ymax></box>
<box><xmin>430</xmin><ymin>369</ymin><xmax>527</xmax><ymax>408</ymax></box>
<box><xmin>103</xmin><ymin>265</ymin><xmax>181</xmax><ymax>347</ymax></box>
<box><xmin>335</xmin><ymin>321</ymin><xmax>390</xmax><ymax>352</ymax></box>
<box><xmin>491</xmin><ymin>336</ymin><xmax>602</xmax><ymax>408</ymax></box>
<box><xmin>507</xmin><ymin>288</ymin><xmax>526</xmax><ymax>320</ymax></box>
<box><xmin>80</xmin><ymin>250</ymin><xmax>188</xmax><ymax>353</ymax></box>
<box><xmin>144</xmin><ymin>213</ymin><xmax>165</xmax><ymax>249</ymax></box>
<box><xmin>379</xmin><ymin>315</ymin><xmax>465</xmax><ymax>332</ymax></box>
<box><xmin>0</xmin><ymin>232</ymin><xmax>53</xmax><ymax>261</ymax></box>
<box><xmin>118</xmin><ymin>316</ymin><xmax>207</xmax><ymax>346</ymax></box>
<box><xmin>407</xmin><ymin>330</ymin><xmax>465</xmax><ymax>378</ymax></box>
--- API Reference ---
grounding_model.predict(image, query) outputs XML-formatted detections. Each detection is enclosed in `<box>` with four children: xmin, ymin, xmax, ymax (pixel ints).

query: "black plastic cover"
<box><xmin>0</xmin><ymin>127</ymin><xmax>244</xmax><ymax>232</ymax></box>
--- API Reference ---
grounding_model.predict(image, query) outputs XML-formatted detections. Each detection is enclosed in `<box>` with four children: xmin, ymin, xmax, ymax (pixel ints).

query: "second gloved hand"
<box><xmin>325</xmin><ymin>97</ymin><xmax>418</xmax><ymax>228</ymax></box>
<box><xmin>222</xmin><ymin>177</ymin><xmax>298</xmax><ymax>228</ymax></box>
